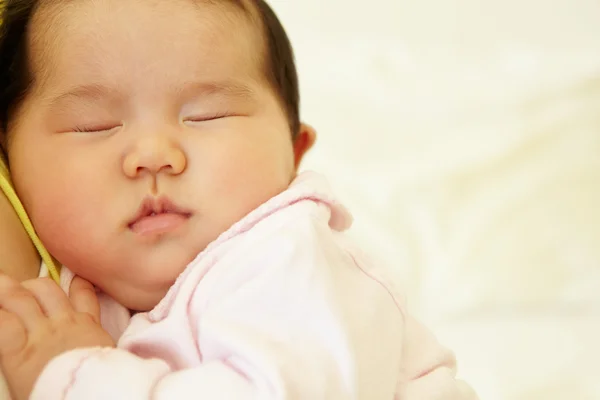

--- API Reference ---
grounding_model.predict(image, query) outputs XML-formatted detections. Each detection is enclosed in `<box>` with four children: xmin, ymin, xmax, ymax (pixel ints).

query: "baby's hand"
<box><xmin>0</xmin><ymin>274</ymin><xmax>114</xmax><ymax>400</ymax></box>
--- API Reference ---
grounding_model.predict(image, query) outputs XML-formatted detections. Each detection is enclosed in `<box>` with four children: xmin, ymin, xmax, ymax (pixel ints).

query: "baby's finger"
<box><xmin>0</xmin><ymin>309</ymin><xmax>27</xmax><ymax>355</ymax></box>
<box><xmin>21</xmin><ymin>278</ymin><xmax>71</xmax><ymax>319</ymax></box>
<box><xmin>69</xmin><ymin>277</ymin><xmax>101</xmax><ymax>324</ymax></box>
<box><xmin>0</xmin><ymin>273</ymin><xmax>45</xmax><ymax>332</ymax></box>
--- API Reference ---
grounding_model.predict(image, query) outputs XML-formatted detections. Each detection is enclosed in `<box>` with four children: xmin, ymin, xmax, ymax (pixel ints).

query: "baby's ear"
<box><xmin>292</xmin><ymin>123</ymin><xmax>316</xmax><ymax>170</ymax></box>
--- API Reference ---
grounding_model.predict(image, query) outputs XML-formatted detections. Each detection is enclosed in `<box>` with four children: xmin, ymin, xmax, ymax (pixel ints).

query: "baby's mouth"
<box><xmin>128</xmin><ymin>196</ymin><xmax>193</xmax><ymax>236</ymax></box>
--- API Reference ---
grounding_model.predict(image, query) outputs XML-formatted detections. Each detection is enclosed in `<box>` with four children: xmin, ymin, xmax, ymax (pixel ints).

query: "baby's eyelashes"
<box><xmin>183</xmin><ymin>112</ymin><xmax>236</xmax><ymax>123</ymax></box>
<box><xmin>71</xmin><ymin>123</ymin><xmax>122</xmax><ymax>134</ymax></box>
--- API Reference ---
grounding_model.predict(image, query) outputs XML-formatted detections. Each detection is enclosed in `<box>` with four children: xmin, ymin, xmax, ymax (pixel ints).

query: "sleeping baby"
<box><xmin>0</xmin><ymin>0</ymin><xmax>478</xmax><ymax>398</ymax></box>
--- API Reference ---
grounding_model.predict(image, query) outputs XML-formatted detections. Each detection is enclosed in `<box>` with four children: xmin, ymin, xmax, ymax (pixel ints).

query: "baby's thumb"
<box><xmin>70</xmin><ymin>276</ymin><xmax>101</xmax><ymax>324</ymax></box>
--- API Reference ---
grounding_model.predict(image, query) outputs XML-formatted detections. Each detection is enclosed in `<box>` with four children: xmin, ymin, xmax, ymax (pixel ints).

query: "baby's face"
<box><xmin>7</xmin><ymin>0</ymin><xmax>310</xmax><ymax>310</ymax></box>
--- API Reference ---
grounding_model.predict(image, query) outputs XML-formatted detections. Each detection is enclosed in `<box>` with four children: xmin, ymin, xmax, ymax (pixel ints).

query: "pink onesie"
<box><xmin>29</xmin><ymin>172</ymin><xmax>478</xmax><ymax>399</ymax></box>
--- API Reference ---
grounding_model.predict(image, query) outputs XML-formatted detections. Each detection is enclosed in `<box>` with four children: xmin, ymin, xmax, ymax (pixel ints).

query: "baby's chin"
<box><xmin>89</xmin><ymin>261</ymin><xmax>185</xmax><ymax>312</ymax></box>
<box><xmin>105</xmin><ymin>282</ymin><xmax>173</xmax><ymax>312</ymax></box>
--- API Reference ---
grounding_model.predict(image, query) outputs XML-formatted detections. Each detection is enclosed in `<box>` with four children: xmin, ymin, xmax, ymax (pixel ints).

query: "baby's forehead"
<box><xmin>32</xmin><ymin>0</ymin><xmax>260</xmax><ymax>45</ymax></box>
<box><xmin>29</xmin><ymin>0</ymin><xmax>267</xmax><ymax>90</ymax></box>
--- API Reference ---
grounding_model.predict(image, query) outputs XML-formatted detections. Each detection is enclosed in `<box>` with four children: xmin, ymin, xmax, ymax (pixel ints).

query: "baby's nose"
<box><xmin>123</xmin><ymin>137</ymin><xmax>186</xmax><ymax>178</ymax></box>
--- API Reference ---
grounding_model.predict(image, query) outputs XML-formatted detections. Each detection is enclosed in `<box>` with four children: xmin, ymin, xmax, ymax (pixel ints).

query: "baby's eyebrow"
<box><xmin>45</xmin><ymin>84</ymin><xmax>122</xmax><ymax>108</ymax></box>
<box><xmin>176</xmin><ymin>80</ymin><xmax>257</xmax><ymax>101</ymax></box>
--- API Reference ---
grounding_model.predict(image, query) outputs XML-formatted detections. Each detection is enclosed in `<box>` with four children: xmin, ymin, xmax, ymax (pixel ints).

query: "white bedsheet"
<box><xmin>271</xmin><ymin>1</ymin><xmax>600</xmax><ymax>398</ymax></box>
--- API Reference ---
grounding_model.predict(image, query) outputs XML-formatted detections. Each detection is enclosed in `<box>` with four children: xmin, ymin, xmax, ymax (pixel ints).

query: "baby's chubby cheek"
<box><xmin>9</xmin><ymin>136</ymin><xmax>111</xmax><ymax>262</ymax></box>
<box><xmin>27</xmin><ymin>182</ymin><xmax>110</xmax><ymax>269</ymax></box>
